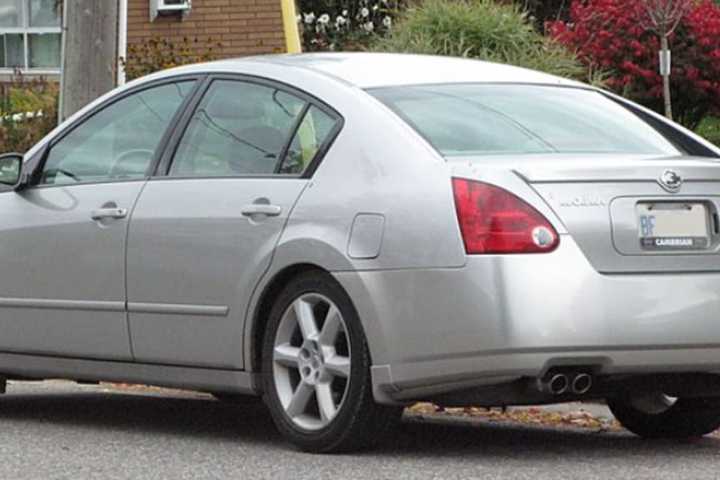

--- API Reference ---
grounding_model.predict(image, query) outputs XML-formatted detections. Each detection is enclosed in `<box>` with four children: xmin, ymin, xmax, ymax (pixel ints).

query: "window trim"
<box><xmin>273</xmin><ymin>101</ymin><xmax>311</xmax><ymax>174</ymax></box>
<box><xmin>0</xmin><ymin>0</ymin><xmax>62</xmax><ymax>73</ymax></box>
<box><xmin>27</xmin><ymin>74</ymin><xmax>206</xmax><ymax>190</ymax></box>
<box><xmin>156</xmin><ymin>72</ymin><xmax>344</xmax><ymax>181</ymax></box>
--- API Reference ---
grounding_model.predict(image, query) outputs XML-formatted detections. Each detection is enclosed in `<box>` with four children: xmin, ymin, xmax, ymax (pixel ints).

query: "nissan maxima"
<box><xmin>1</xmin><ymin>53</ymin><xmax>720</xmax><ymax>452</ymax></box>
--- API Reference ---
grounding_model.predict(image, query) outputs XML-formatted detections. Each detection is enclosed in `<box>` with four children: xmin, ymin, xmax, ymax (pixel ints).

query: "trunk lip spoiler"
<box><xmin>509</xmin><ymin>156</ymin><xmax>720</xmax><ymax>184</ymax></box>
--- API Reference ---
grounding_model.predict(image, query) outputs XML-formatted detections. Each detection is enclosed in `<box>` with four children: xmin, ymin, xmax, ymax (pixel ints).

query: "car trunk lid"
<box><xmin>456</xmin><ymin>154</ymin><xmax>720</xmax><ymax>273</ymax></box>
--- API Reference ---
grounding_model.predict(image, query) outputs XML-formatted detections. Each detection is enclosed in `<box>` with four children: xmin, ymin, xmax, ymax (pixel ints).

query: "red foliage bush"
<box><xmin>548</xmin><ymin>0</ymin><xmax>720</xmax><ymax>129</ymax></box>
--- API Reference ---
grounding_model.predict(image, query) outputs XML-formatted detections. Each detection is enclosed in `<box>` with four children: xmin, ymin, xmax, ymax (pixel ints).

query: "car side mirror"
<box><xmin>0</xmin><ymin>153</ymin><xmax>23</xmax><ymax>188</ymax></box>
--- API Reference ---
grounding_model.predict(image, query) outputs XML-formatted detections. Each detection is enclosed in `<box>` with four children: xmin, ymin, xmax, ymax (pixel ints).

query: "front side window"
<box><xmin>371</xmin><ymin>84</ymin><xmax>681</xmax><ymax>157</ymax></box>
<box><xmin>40</xmin><ymin>81</ymin><xmax>195</xmax><ymax>185</ymax></box>
<box><xmin>0</xmin><ymin>0</ymin><xmax>61</xmax><ymax>71</ymax></box>
<box><xmin>169</xmin><ymin>80</ymin><xmax>309</xmax><ymax>177</ymax></box>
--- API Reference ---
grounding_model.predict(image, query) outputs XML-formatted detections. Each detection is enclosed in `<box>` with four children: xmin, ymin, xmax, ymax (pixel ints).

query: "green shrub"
<box><xmin>697</xmin><ymin>117</ymin><xmax>720</xmax><ymax>147</ymax></box>
<box><xmin>371</xmin><ymin>0</ymin><xmax>603</xmax><ymax>84</ymax></box>
<box><xmin>0</xmin><ymin>78</ymin><xmax>59</xmax><ymax>154</ymax></box>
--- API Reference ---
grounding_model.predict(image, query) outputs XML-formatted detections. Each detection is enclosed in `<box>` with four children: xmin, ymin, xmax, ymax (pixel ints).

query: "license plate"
<box><xmin>637</xmin><ymin>203</ymin><xmax>710</xmax><ymax>250</ymax></box>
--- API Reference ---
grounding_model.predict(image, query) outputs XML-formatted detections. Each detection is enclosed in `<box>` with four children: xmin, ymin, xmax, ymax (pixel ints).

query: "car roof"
<box><xmin>24</xmin><ymin>53</ymin><xmax>587</xmax><ymax>162</ymax></box>
<box><xmin>151</xmin><ymin>52</ymin><xmax>584</xmax><ymax>89</ymax></box>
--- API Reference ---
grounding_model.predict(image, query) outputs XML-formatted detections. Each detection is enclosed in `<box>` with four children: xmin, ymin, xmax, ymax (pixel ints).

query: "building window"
<box><xmin>0</xmin><ymin>0</ymin><xmax>61</xmax><ymax>72</ymax></box>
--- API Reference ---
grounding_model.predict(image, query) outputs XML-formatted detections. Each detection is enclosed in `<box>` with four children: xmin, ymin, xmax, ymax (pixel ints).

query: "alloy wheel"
<box><xmin>272</xmin><ymin>293</ymin><xmax>351</xmax><ymax>431</ymax></box>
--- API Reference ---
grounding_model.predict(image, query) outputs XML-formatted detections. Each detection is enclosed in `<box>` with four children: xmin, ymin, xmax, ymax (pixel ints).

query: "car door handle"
<box><xmin>91</xmin><ymin>207</ymin><xmax>128</xmax><ymax>221</ymax></box>
<box><xmin>241</xmin><ymin>204</ymin><xmax>282</xmax><ymax>217</ymax></box>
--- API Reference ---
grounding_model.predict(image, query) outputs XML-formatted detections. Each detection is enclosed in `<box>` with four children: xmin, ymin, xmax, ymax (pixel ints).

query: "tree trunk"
<box><xmin>660</xmin><ymin>36</ymin><xmax>673</xmax><ymax>121</ymax></box>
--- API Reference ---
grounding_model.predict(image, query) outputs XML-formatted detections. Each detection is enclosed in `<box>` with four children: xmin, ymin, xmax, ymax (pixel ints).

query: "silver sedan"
<box><xmin>1</xmin><ymin>53</ymin><xmax>720</xmax><ymax>452</ymax></box>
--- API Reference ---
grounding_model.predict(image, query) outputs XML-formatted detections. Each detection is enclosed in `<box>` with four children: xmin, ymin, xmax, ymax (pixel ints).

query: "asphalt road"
<box><xmin>1</xmin><ymin>382</ymin><xmax>719</xmax><ymax>480</ymax></box>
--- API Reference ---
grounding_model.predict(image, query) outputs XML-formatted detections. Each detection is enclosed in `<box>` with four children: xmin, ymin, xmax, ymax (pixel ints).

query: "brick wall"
<box><xmin>126</xmin><ymin>0</ymin><xmax>287</xmax><ymax>58</ymax></box>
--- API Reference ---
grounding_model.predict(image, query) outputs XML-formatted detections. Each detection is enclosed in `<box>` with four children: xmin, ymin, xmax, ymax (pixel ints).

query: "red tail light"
<box><xmin>452</xmin><ymin>178</ymin><xmax>559</xmax><ymax>254</ymax></box>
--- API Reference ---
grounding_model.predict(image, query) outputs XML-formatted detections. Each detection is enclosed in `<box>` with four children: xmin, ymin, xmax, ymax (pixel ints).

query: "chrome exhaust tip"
<box><xmin>571</xmin><ymin>373</ymin><xmax>593</xmax><ymax>395</ymax></box>
<box><xmin>538</xmin><ymin>373</ymin><xmax>569</xmax><ymax>395</ymax></box>
<box><xmin>548</xmin><ymin>374</ymin><xmax>569</xmax><ymax>395</ymax></box>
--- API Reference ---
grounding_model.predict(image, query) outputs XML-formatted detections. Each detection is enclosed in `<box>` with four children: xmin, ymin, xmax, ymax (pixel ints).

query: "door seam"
<box><xmin>240</xmin><ymin>180</ymin><xmax>312</xmax><ymax>370</ymax></box>
<box><xmin>123</xmin><ymin>178</ymin><xmax>151</xmax><ymax>360</ymax></box>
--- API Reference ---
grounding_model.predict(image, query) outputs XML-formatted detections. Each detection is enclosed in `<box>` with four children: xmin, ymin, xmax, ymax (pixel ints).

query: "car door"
<box><xmin>0</xmin><ymin>79</ymin><xmax>197</xmax><ymax>360</ymax></box>
<box><xmin>126</xmin><ymin>77</ymin><xmax>341</xmax><ymax>369</ymax></box>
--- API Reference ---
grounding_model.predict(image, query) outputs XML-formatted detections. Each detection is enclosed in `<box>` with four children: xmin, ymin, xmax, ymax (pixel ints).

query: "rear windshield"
<box><xmin>370</xmin><ymin>84</ymin><xmax>681</xmax><ymax>157</ymax></box>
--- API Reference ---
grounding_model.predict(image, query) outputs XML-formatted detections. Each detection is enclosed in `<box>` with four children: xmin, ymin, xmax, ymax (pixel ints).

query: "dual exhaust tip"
<box><xmin>539</xmin><ymin>372</ymin><xmax>593</xmax><ymax>396</ymax></box>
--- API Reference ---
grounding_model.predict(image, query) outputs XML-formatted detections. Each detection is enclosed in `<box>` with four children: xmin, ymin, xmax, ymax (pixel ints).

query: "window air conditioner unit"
<box><xmin>150</xmin><ymin>0</ymin><xmax>191</xmax><ymax>22</ymax></box>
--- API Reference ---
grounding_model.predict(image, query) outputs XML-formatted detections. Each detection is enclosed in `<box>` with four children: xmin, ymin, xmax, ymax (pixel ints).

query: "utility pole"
<box><xmin>59</xmin><ymin>0</ymin><xmax>119</xmax><ymax>121</ymax></box>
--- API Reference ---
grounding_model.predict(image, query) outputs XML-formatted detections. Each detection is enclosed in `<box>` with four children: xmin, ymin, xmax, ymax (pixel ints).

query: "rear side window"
<box><xmin>370</xmin><ymin>84</ymin><xmax>681</xmax><ymax>157</ymax></box>
<box><xmin>169</xmin><ymin>80</ymin><xmax>307</xmax><ymax>177</ymax></box>
<box><xmin>279</xmin><ymin>106</ymin><xmax>338</xmax><ymax>174</ymax></box>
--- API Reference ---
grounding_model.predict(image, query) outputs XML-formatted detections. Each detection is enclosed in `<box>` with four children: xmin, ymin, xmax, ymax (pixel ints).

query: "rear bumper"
<box><xmin>334</xmin><ymin>236</ymin><xmax>720</xmax><ymax>404</ymax></box>
<box><xmin>370</xmin><ymin>346</ymin><xmax>720</xmax><ymax>403</ymax></box>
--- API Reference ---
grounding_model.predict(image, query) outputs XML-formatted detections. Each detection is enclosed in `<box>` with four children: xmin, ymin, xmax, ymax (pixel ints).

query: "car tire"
<box><xmin>608</xmin><ymin>394</ymin><xmax>720</xmax><ymax>439</ymax></box>
<box><xmin>262</xmin><ymin>271</ymin><xmax>402</xmax><ymax>453</ymax></box>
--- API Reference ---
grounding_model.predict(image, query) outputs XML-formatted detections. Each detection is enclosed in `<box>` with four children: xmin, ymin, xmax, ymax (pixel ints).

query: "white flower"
<box><xmin>318</xmin><ymin>13</ymin><xmax>330</xmax><ymax>24</ymax></box>
<box><xmin>303</xmin><ymin>12</ymin><xmax>315</xmax><ymax>24</ymax></box>
<box><xmin>335</xmin><ymin>15</ymin><xmax>347</xmax><ymax>27</ymax></box>
<box><xmin>372</xmin><ymin>4</ymin><xmax>379</xmax><ymax>11</ymax></box>
<box><xmin>361</xmin><ymin>7</ymin><xmax>370</xmax><ymax>17</ymax></box>
<box><xmin>342</xmin><ymin>9</ymin><xmax>348</xmax><ymax>16</ymax></box>
<box><xmin>382</xmin><ymin>16</ymin><xmax>392</xmax><ymax>27</ymax></box>
<box><xmin>363</xmin><ymin>21</ymin><xmax>374</xmax><ymax>32</ymax></box>
<box><xmin>296</xmin><ymin>14</ymin><xmax>301</xmax><ymax>22</ymax></box>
